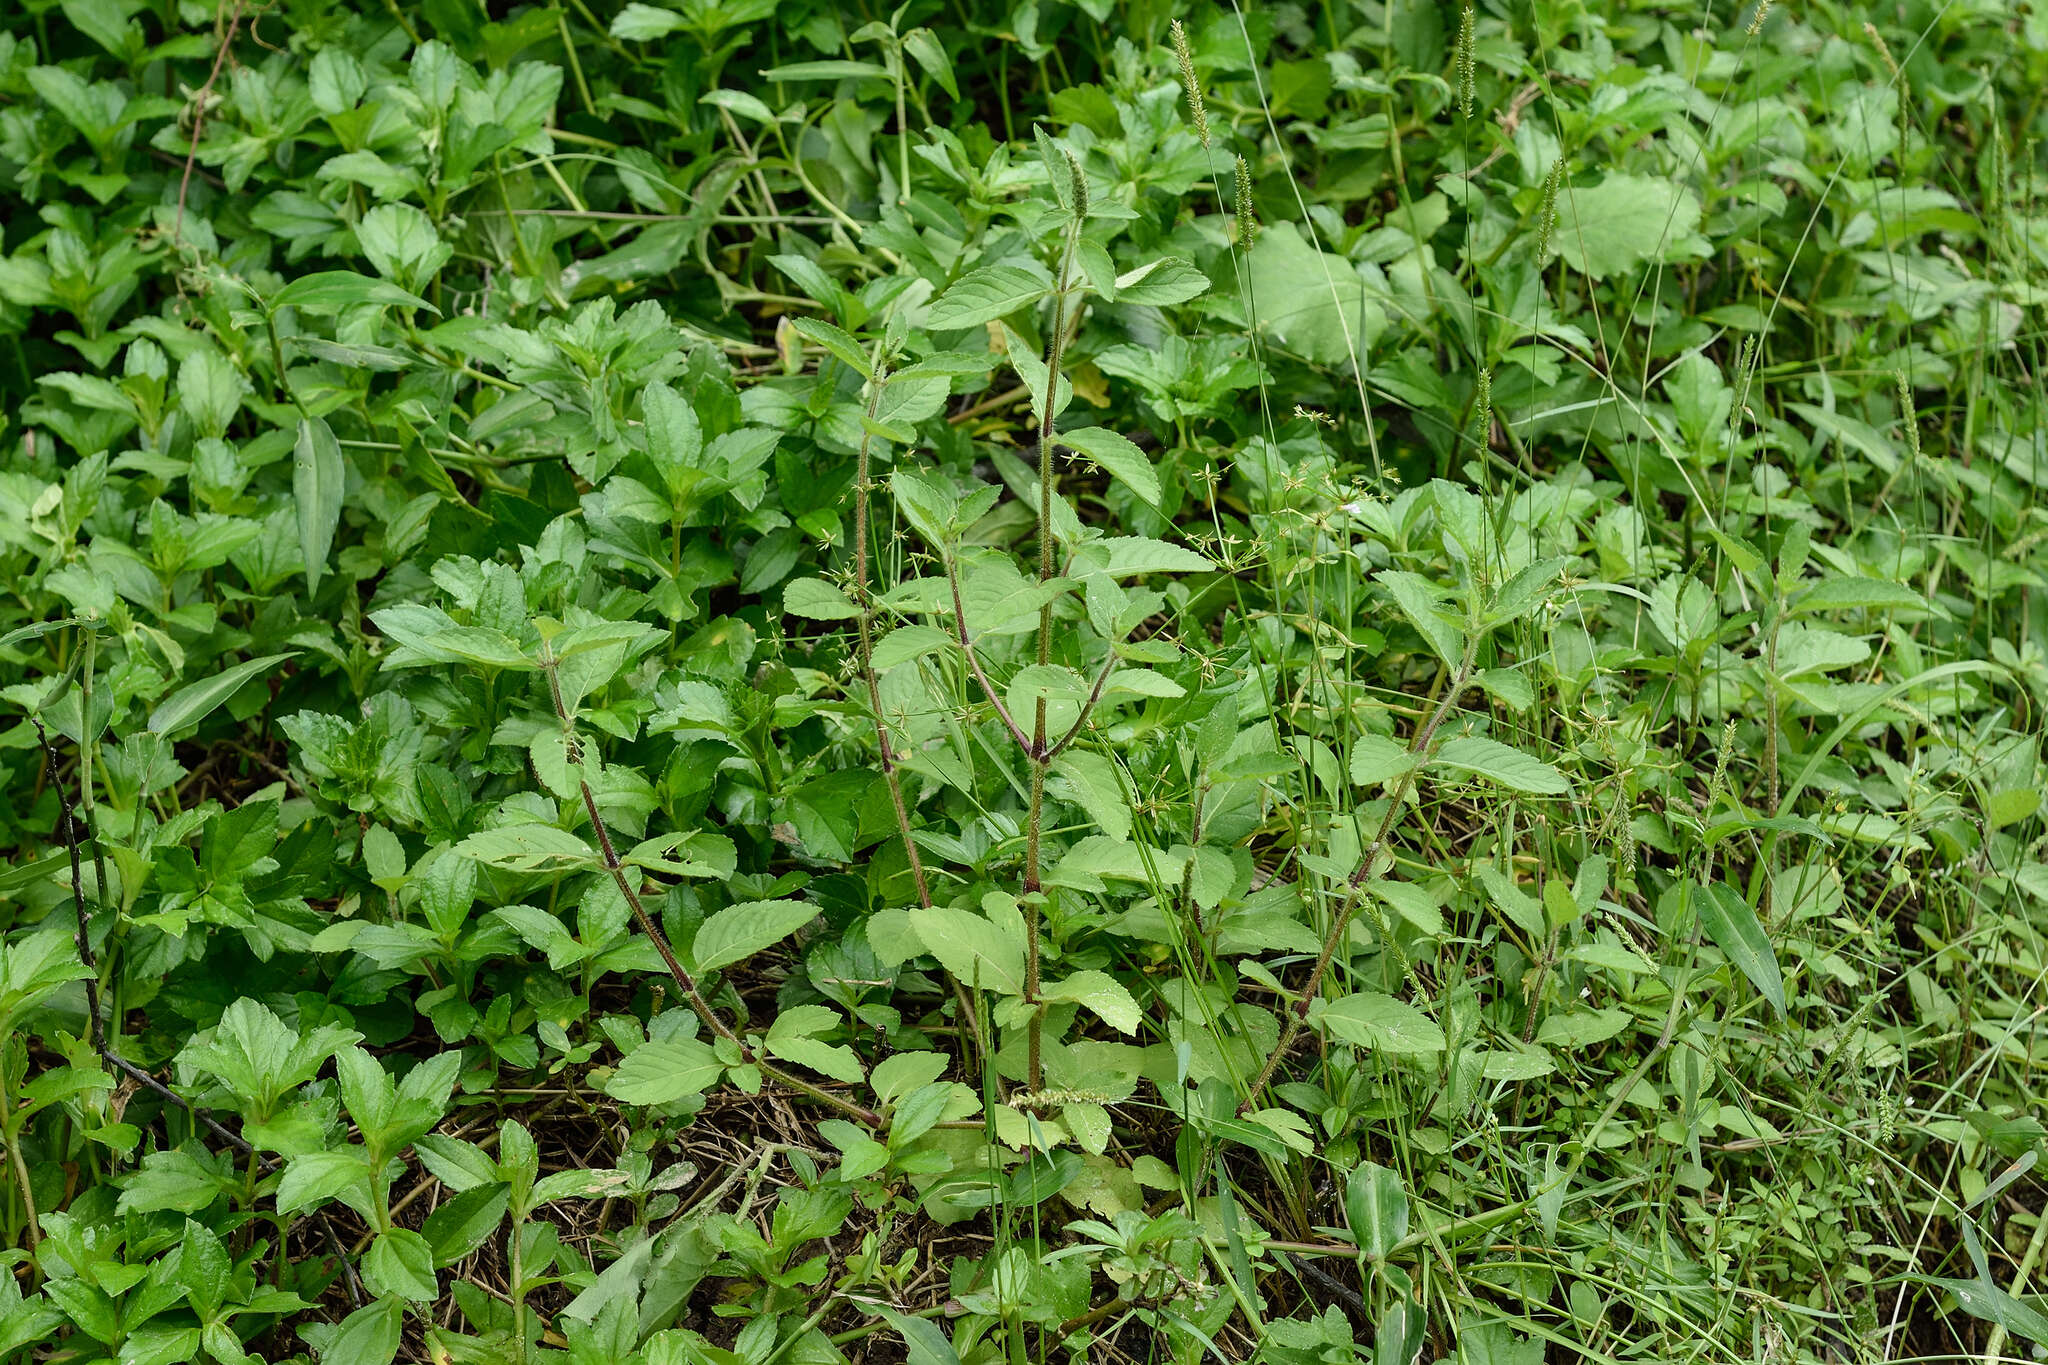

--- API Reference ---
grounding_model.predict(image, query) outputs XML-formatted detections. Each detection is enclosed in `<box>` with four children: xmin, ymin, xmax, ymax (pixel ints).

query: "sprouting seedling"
<box><xmin>1455</xmin><ymin>5</ymin><xmax>1477</xmax><ymax>119</ymax></box>
<box><xmin>1171</xmin><ymin>20</ymin><xmax>1209</xmax><ymax>149</ymax></box>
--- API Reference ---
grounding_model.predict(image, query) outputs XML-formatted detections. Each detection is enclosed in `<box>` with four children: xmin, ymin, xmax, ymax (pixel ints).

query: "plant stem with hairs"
<box><xmin>890</xmin><ymin>158</ymin><xmax>1090</xmax><ymax>1091</ymax></box>
<box><xmin>848</xmin><ymin>349</ymin><xmax>986</xmax><ymax>1055</ymax></box>
<box><xmin>1019</xmin><ymin>171</ymin><xmax>1088</xmax><ymax>1091</ymax></box>
<box><xmin>851</xmin><ymin>350</ymin><xmax>935</xmax><ymax>912</ymax></box>
<box><xmin>1238</xmin><ymin>637</ymin><xmax>1478</xmax><ymax>1113</ymax></box>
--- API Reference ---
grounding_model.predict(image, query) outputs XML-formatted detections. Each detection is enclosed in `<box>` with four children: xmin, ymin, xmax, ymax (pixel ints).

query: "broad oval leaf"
<box><xmin>926</xmin><ymin>266</ymin><xmax>1050</xmax><ymax>330</ymax></box>
<box><xmin>1058</xmin><ymin>426</ymin><xmax>1160</xmax><ymax>508</ymax></box>
<box><xmin>1431</xmin><ymin>735</ymin><xmax>1569</xmax><ymax>795</ymax></box>
<box><xmin>1112</xmin><ymin>257</ymin><xmax>1211</xmax><ymax>307</ymax></box>
<box><xmin>907</xmin><ymin>905</ymin><xmax>1025</xmax><ymax>996</ymax></box>
<box><xmin>604</xmin><ymin>1038</ymin><xmax>724</xmax><ymax>1105</ymax></box>
<box><xmin>1039</xmin><ymin>969</ymin><xmax>1140</xmax><ymax>1033</ymax></box>
<box><xmin>783</xmin><ymin>577</ymin><xmax>860</xmax><ymax>621</ymax></box>
<box><xmin>1319</xmin><ymin>992</ymin><xmax>1446</xmax><ymax>1053</ymax></box>
<box><xmin>454</xmin><ymin>825</ymin><xmax>598</xmax><ymax>872</ymax></box>
<box><xmin>1344</xmin><ymin>1161</ymin><xmax>1409</xmax><ymax>1259</ymax></box>
<box><xmin>690</xmin><ymin>899</ymin><xmax>820</xmax><ymax>973</ymax></box>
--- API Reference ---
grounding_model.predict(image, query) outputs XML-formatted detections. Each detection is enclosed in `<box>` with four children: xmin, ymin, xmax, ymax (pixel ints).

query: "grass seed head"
<box><xmin>1234</xmin><ymin>155</ymin><xmax>1256</xmax><ymax>247</ymax></box>
<box><xmin>1170</xmin><ymin>20</ymin><xmax>1209</xmax><ymax>149</ymax></box>
<box><xmin>1536</xmin><ymin>157</ymin><xmax>1564</xmax><ymax>259</ymax></box>
<box><xmin>1456</xmin><ymin>5</ymin><xmax>1477</xmax><ymax>118</ymax></box>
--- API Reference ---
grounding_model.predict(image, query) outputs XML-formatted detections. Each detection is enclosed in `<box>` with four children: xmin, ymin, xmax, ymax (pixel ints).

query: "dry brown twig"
<box><xmin>173</xmin><ymin>0</ymin><xmax>246</xmax><ymax>246</ymax></box>
<box><xmin>1457</xmin><ymin>82</ymin><xmax>1544</xmax><ymax>180</ymax></box>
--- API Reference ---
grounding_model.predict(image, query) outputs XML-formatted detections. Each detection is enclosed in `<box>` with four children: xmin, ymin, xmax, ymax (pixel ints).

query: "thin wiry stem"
<box><xmin>1044</xmin><ymin>648</ymin><xmax>1120</xmax><ymax>762</ymax></box>
<box><xmin>1021</xmin><ymin>216</ymin><xmax>1086</xmax><ymax>1089</ymax></box>
<box><xmin>541</xmin><ymin>656</ymin><xmax>882</xmax><ymax>1127</ymax></box>
<box><xmin>850</xmin><ymin>352</ymin><xmax>935</xmax><ymax>911</ymax></box>
<box><xmin>942</xmin><ymin>554</ymin><xmax>1036</xmax><ymax>756</ymax></box>
<box><xmin>848</xmin><ymin>356</ymin><xmax>988</xmax><ymax>1057</ymax></box>
<box><xmin>1238</xmin><ymin>638</ymin><xmax>1478</xmax><ymax>1114</ymax></box>
<box><xmin>35</xmin><ymin>717</ymin><xmax>103</xmax><ymax>1057</ymax></box>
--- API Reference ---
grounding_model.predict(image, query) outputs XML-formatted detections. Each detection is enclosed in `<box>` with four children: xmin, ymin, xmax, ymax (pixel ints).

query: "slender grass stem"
<box><xmin>1240</xmin><ymin>638</ymin><xmax>1478</xmax><ymax>1113</ymax></box>
<box><xmin>1019</xmin><ymin>213</ymin><xmax>1085</xmax><ymax>1089</ymax></box>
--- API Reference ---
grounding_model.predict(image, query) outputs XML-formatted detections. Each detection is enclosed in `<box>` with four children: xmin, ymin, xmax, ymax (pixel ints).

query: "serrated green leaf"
<box><xmin>605</xmin><ymin>1038</ymin><xmax>723</xmax><ymax>1105</ymax></box>
<box><xmin>1058</xmin><ymin>426</ymin><xmax>1160</xmax><ymax>508</ymax></box>
<box><xmin>1040</xmin><ymin>969</ymin><xmax>1140</xmax><ymax>1033</ymax></box>
<box><xmin>1320</xmin><ymin>992</ymin><xmax>1445</xmax><ymax>1053</ymax></box>
<box><xmin>1378</xmin><ymin>570</ymin><xmax>1465</xmax><ymax>667</ymax></box>
<box><xmin>908</xmin><ymin>905</ymin><xmax>1024</xmax><ymax>995</ymax></box>
<box><xmin>1431</xmin><ymin>736</ymin><xmax>1569</xmax><ymax>795</ymax></box>
<box><xmin>1112</xmin><ymin>257</ymin><xmax>1211</xmax><ymax>306</ymax></box>
<box><xmin>783</xmin><ymin>577</ymin><xmax>860</xmax><ymax>621</ymax></box>
<box><xmin>690</xmin><ymin>899</ymin><xmax>820</xmax><ymax>973</ymax></box>
<box><xmin>788</xmin><ymin>317</ymin><xmax>872</xmax><ymax>377</ymax></box>
<box><xmin>454</xmin><ymin>825</ymin><xmax>598</xmax><ymax>872</ymax></box>
<box><xmin>927</xmin><ymin>266</ymin><xmax>1050</xmax><ymax>330</ymax></box>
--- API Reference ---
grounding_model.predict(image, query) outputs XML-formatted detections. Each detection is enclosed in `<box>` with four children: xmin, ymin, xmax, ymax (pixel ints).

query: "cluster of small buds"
<box><xmin>1875</xmin><ymin>1088</ymin><xmax>1900</xmax><ymax>1145</ymax></box>
<box><xmin>1614</xmin><ymin>806</ymin><xmax>1638</xmax><ymax>885</ymax></box>
<box><xmin>1170</xmin><ymin>20</ymin><xmax>1209</xmax><ymax>149</ymax></box>
<box><xmin>1010</xmin><ymin>1087</ymin><xmax>1114</xmax><ymax>1109</ymax></box>
<box><xmin>1863</xmin><ymin>22</ymin><xmax>1909</xmax><ymax>140</ymax></box>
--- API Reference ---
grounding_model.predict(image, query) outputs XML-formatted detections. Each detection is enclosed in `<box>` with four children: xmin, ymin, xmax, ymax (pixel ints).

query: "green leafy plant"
<box><xmin>2</xmin><ymin>1</ymin><xmax>2048</xmax><ymax>1363</ymax></box>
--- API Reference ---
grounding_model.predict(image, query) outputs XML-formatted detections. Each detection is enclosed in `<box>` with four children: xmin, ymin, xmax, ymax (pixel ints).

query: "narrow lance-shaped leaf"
<box><xmin>149</xmin><ymin>653</ymin><xmax>297</xmax><ymax>736</ymax></box>
<box><xmin>294</xmin><ymin>416</ymin><xmax>344</xmax><ymax>595</ymax></box>
<box><xmin>1696</xmin><ymin>880</ymin><xmax>1786</xmax><ymax>1016</ymax></box>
